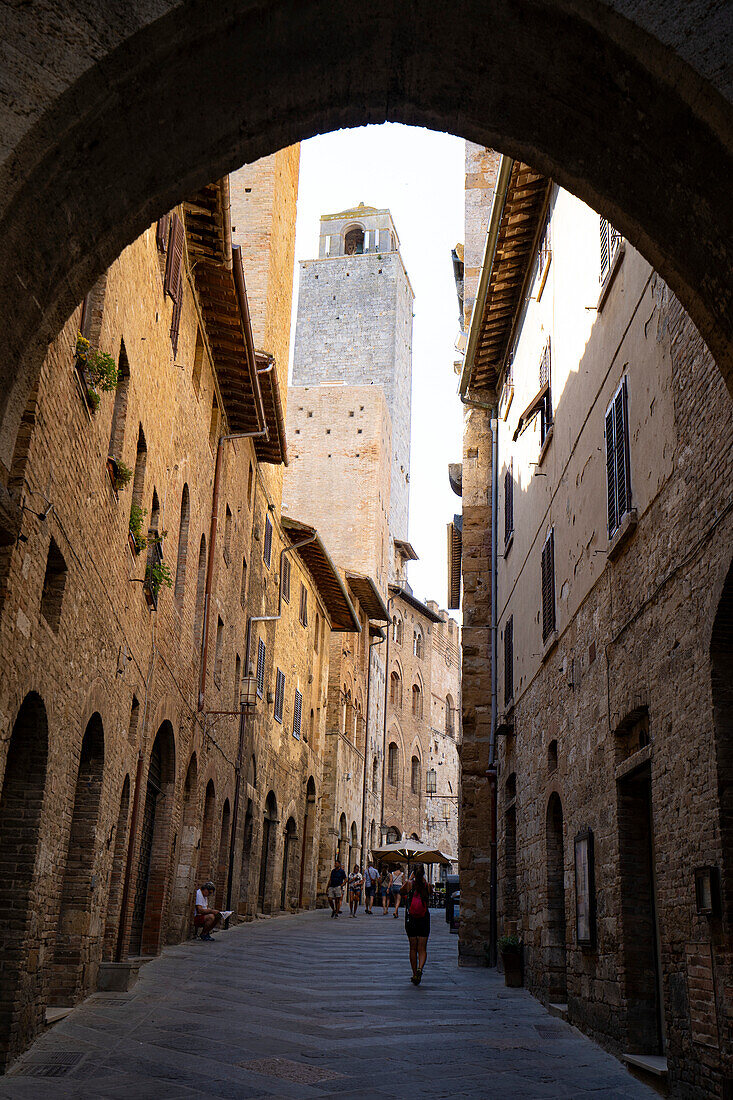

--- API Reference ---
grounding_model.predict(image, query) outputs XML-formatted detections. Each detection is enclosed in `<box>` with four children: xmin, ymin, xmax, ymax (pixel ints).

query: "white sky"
<box><xmin>290</xmin><ymin>124</ymin><xmax>465</xmax><ymax>611</ymax></box>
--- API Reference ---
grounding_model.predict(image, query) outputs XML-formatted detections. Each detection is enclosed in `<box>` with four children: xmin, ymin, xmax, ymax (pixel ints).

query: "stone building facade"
<box><xmin>0</xmin><ymin>156</ymin><xmax>371</xmax><ymax>1070</ymax></box>
<box><xmin>457</xmin><ymin>150</ymin><xmax>733</xmax><ymax>1098</ymax></box>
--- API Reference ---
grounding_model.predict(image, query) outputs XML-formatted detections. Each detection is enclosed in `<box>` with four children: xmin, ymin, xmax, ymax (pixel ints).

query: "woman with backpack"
<box><xmin>403</xmin><ymin>863</ymin><xmax>430</xmax><ymax>984</ymax></box>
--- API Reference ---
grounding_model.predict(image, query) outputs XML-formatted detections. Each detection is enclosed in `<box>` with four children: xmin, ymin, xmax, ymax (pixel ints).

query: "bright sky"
<box><xmin>290</xmin><ymin>124</ymin><xmax>465</xmax><ymax>611</ymax></box>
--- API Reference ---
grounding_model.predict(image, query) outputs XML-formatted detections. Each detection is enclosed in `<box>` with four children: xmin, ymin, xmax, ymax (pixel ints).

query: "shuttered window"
<box><xmin>539</xmin><ymin>340</ymin><xmax>553</xmax><ymax>445</ymax></box>
<box><xmin>504</xmin><ymin>616</ymin><xmax>514</xmax><ymax>704</ymax></box>
<box><xmin>256</xmin><ymin>638</ymin><xmax>266</xmax><ymax>698</ymax></box>
<box><xmin>274</xmin><ymin>669</ymin><xmax>285</xmax><ymax>723</ymax></box>
<box><xmin>541</xmin><ymin>530</ymin><xmax>556</xmax><ymax>642</ymax></box>
<box><xmin>504</xmin><ymin>463</ymin><xmax>514</xmax><ymax>544</ymax></box>
<box><xmin>600</xmin><ymin>218</ymin><xmax>623</xmax><ymax>284</ymax></box>
<box><xmin>605</xmin><ymin>377</ymin><xmax>631</xmax><ymax>538</ymax></box>
<box><xmin>156</xmin><ymin>214</ymin><xmax>170</xmax><ymax>252</ymax></box>
<box><xmin>282</xmin><ymin>556</ymin><xmax>291</xmax><ymax>603</ymax></box>
<box><xmin>293</xmin><ymin>689</ymin><xmax>303</xmax><ymax>739</ymax></box>
<box><xmin>170</xmin><ymin>287</ymin><xmax>183</xmax><ymax>356</ymax></box>
<box><xmin>164</xmin><ymin>212</ymin><xmax>184</xmax><ymax>302</ymax></box>
<box><xmin>299</xmin><ymin>583</ymin><xmax>308</xmax><ymax>627</ymax></box>
<box><xmin>263</xmin><ymin>515</ymin><xmax>272</xmax><ymax>567</ymax></box>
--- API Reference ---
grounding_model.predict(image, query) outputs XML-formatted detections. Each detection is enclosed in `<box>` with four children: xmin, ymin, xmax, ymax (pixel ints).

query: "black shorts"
<box><xmin>405</xmin><ymin>912</ymin><xmax>430</xmax><ymax>938</ymax></box>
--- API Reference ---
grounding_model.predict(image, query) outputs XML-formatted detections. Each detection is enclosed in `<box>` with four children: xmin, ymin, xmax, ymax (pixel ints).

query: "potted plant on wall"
<box><xmin>75</xmin><ymin>332</ymin><xmax>120</xmax><ymax>412</ymax></box>
<box><xmin>143</xmin><ymin>552</ymin><xmax>172</xmax><ymax>610</ymax></box>
<box><xmin>128</xmin><ymin>503</ymin><xmax>147</xmax><ymax>555</ymax></box>
<box><xmin>497</xmin><ymin>934</ymin><xmax>523</xmax><ymax>987</ymax></box>
<box><xmin>107</xmin><ymin>457</ymin><xmax>132</xmax><ymax>493</ymax></box>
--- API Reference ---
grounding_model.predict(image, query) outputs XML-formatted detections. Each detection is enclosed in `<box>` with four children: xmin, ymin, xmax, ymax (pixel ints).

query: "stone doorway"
<box><xmin>103</xmin><ymin>774</ymin><xmax>131</xmax><ymax>960</ymax></box>
<box><xmin>129</xmin><ymin>721</ymin><xmax>176</xmax><ymax>956</ymax></box>
<box><xmin>258</xmin><ymin>792</ymin><xmax>278</xmax><ymax>912</ymax></box>
<box><xmin>280</xmin><ymin>816</ymin><xmax>297</xmax><ymax>910</ymax></box>
<box><xmin>49</xmin><ymin>713</ymin><xmax>105</xmax><ymax>1005</ymax></box>
<box><xmin>298</xmin><ymin>777</ymin><xmax>317</xmax><ymax>908</ymax></box>
<box><xmin>617</xmin><ymin>763</ymin><xmax>664</xmax><ymax>1054</ymax></box>
<box><xmin>545</xmin><ymin>792</ymin><xmax>567</xmax><ymax>1004</ymax></box>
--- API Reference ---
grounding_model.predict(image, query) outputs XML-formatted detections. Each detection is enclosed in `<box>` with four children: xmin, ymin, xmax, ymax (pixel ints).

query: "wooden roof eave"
<box><xmin>281</xmin><ymin>516</ymin><xmax>361</xmax><ymax>632</ymax></box>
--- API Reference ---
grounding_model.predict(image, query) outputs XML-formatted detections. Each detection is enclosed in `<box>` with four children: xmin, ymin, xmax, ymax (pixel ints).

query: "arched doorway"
<box><xmin>50</xmin><ymin>712</ymin><xmax>105</xmax><ymax>1005</ymax></box>
<box><xmin>298</xmin><ymin>777</ymin><xmax>317</xmax><ymax>908</ymax></box>
<box><xmin>280</xmin><ymin>817</ymin><xmax>297</xmax><ymax>910</ymax></box>
<box><xmin>349</xmin><ymin>821</ymin><xmax>358</xmax><ymax>871</ymax></box>
<box><xmin>0</xmin><ymin>693</ymin><xmax>49</xmax><ymax>1069</ymax></box>
<box><xmin>545</xmin><ymin>792</ymin><xmax>567</xmax><ymax>1004</ymax></box>
<box><xmin>103</xmin><ymin>774</ymin><xmax>131</xmax><ymax>960</ymax></box>
<box><xmin>337</xmin><ymin>813</ymin><xmax>348</xmax><ymax>865</ymax></box>
<box><xmin>711</xmin><ymin>559</ymin><xmax>733</xmax><ymax>921</ymax></box>
<box><xmin>216</xmin><ymin>798</ymin><xmax>232</xmax><ymax>902</ymax></box>
<box><xmin>258</xmin><ymin>792</ymin><xmax>278</xmax><ymax>913</ymax></box>
<box><xmin>129</xmin><ymin>722</ymin><xmax>176</xmax><ymax>956</ymax></box>
<box><xmin>197</xmin><ymin>779</ymin><xmax>216</xmax><ymax>885</ymax></box>
<box><xmin>169</xmin><ymin>753</ymin><xmax>198</xmax><ymax>942</ymax></box>
<box><xmin>240</xmin><ymin>797</ymin><xmax>254</xmax><ymax>914</ymax></box>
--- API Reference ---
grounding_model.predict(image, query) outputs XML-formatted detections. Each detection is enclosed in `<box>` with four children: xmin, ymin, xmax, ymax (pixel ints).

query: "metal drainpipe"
<box><xmin>360</xmin><ymin>630</ymin><xmax>386</xmax><ymax>859</ymax></box>
<box><xmin>224</xmin><ymin>532</ymin><xmax>318</xmax><ymax>911</ymax></box>
<box><xmin>380</xmin><ymin>596</ymin><xmax>394</xmax><ymax>842</ymax></box>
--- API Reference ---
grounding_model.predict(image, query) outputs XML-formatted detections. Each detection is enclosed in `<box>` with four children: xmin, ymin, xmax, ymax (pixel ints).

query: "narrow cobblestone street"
<box><xmin>1</xmin><ymin>910</ymin><xmax>655</xmax><ymax>1099</ymax></box>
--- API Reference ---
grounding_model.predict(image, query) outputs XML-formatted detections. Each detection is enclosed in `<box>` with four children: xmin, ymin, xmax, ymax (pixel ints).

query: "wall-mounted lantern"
<box><xmin>240</xmin><ymin>675</ymin><xmax>259</xmax><ymax>709</ymax></box>
<box><xmin>694</xmin><ymin>866</ymin><xmax>721</xmax><ymax>917</ymax></box>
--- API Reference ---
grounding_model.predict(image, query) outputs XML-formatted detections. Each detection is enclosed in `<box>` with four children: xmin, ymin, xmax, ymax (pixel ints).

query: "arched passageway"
<box><xmin>50</xmin><ymin>713</ymin><xmax>105</xmax><ymax>1005</ymax></box>
<box><xmin>0</xmin><ymin>1</ymin><xmax>731</xmax><ymax>475</ymax></box>
<box><xmin>298</xmin><ymin>777</ymin><xmax>317</xmax><ymax>908</ymax></box>
<box><xmin>0</xmin><ymin>693</ymin><xmax>49</xmax><ymax>1069</ymax></box>
<box><xmin>280</xmin><ymin>817</ymin><xmax>298</xmax><ymax>910</ymax></box>
<box><xmin>129</xmin><ymin>722</ymin><xmax>176</xmax><ymax>956</ymax></box>
<box><xmin>216</xmin><ymin>798</ymin><xmax>232</xmax><ymax>902</ymax></box>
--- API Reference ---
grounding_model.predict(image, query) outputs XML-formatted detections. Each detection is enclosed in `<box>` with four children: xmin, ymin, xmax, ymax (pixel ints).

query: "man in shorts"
<box><xmin>363</xmin><ymin>861</ymin><xmax>379</xmax><ymax>913</ymax></box>
<box><xmin>326</xmin><ymin>859</ymin><xmax>347</xmax><ymax>918</ymax></box>
<box><xmin>194</xmin><ymin>881</ymin><xmax>221</xmax><ymax>940</ymax></box>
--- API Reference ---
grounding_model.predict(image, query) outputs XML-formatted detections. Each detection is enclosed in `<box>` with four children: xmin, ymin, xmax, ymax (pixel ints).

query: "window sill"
<box><xmin>607</xmin><ymin>508</ymin><xmax>638</xmax><ymax>561</ymax></box>
<box><xmin>538</xmin><ymin>424</ymin><xmax>554</xmax><ymax>467</ymax></box>
<box><xmin>541</xmin><ymin>630</ymin><xmax>558</xmax><ymax>662</ymax></box>
<box><xmin>504</xmin><ymin>532</ymin><xmax>514</xmax><ymax>558</ymax></box>
<box><xmin>597</xmin><ymin>241</ymin><xmax>625</xmax><ymax>313</ymax></box>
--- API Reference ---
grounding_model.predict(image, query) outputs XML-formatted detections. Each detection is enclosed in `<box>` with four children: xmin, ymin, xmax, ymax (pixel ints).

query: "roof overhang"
<box><xmin>388</xmin><ymin>584</ymin><xmax>443</xmax><ymax>623</ymax></box>
<box><xmin>369</xmin><ymin>623</ymin><xmax>387</xmax><ymax>640</ymax></box>
<box><xmin>254</xmin><ymin>353</ymin><xmax>288</xmax><ymax>465</ymax></box>
<box><xmin>394</xmin><ymin>538</ymin><xmax>419</xmax><ymax>562</ymax></box>
<box><xmin>346</xmin><ymin>572</ymin><xmax>390</xmax><ymax>623</ymax></box>
<box><xmin>459</xmin><ymin>157</ymin><xmax>552</xmax><ymax>399</ymax></box>
<box><xmin>281</xmin><ymin>516</ymin><xmax>360</xmax><ymax>632</ymax></box>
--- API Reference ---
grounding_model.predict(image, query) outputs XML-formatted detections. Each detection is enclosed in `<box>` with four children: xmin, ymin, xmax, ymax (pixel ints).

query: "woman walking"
<box><xmin>348</xmin><ymin>865</ymin><xmax>363</xmax><ymax>916</ymax></box>
<box><xmin>403</xmin><ymin>863</ymin><xmax>430</xmax><ymax>984</ymax></box>
<box><xmin>390</xmin><ymin>865</ymin><xmax>404</xmax><ymax>917</ymax></box>
<box><xmin>380</xmin><ymin>867</ymin><xmax>391</xmax><ymax>914</ymax></box>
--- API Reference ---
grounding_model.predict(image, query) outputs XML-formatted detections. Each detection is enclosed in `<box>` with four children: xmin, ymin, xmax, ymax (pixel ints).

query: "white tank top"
<box><xmin>392</xmin><ymin>872</ymin><xmax>403</xmax><ymax>888</ymax></box>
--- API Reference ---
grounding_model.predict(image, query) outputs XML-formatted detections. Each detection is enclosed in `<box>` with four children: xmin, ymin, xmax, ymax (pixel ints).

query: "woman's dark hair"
<box><xmin>412</xmin><ymin>863</ymin><xmax>429</xmax><ymax>901</ymax></box>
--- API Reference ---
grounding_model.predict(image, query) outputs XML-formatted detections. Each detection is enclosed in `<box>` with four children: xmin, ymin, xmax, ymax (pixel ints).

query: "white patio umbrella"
<box><xmin>371</xmin><ymin>838</ymin><xmax>454</xmax><ymax>866</ymax></box>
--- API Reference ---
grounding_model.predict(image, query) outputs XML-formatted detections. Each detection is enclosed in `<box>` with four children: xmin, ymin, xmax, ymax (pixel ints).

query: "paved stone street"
<box><xmin>0</xmin><ymin>910</ymin><xmax>655</xmax><ymax>1099</ymax></box>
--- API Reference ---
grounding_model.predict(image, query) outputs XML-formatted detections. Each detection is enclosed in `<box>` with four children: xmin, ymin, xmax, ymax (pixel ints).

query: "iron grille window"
<box><xmin>600</xmin><ymin>217</ymin><xmax>623</xmax><ymax>284</ymax></box>
<box><xmin>504</xmin><ymin>615</ymin><xmax>514</xmax><ymax>705</ymax></box>
<box><xmin>282</xmin><ymin>556</ymin><xmax>291</xmax><ymax>603</ymax></box>
<box><xmin>541</xmin><ymin>531</ymin><xmax>556</xmax><ymax>642</ymax></box>
<box><xmin>263</xmin><ymin>515</ymin><xmax>273</xmax><ymax>567</ymax></box>
<box><xmin>504</xmin><ymin>463</ymin><xmax>514</xmax><ymax>544</ymax></box>
<box><xmin>274</xmin><ymin>669</ymin><xmax>285</xmax><ymax>723</ymax></box>
<box><xmin>293</xmin><ymin>689</ymin><xmax>302</xmax><ymax>739</ymax></box>
<box><xmin>539</xmin><ymin>340</ymin><xmax>553</xmax><ymax>445</ymax></box>
<box><xmin>256</xmin><ymin>638</ymin><xmax>266</xmax><ymax>698</ymax></box>
<box><xmin>299</xmin><ymin>583</ymin><xmax>308</xmax><ymax>627</ymax></box>
<box><xmin>605</xmin><ymin>377</ymin><xmax>632</xmax><ymax>538</ymax></box>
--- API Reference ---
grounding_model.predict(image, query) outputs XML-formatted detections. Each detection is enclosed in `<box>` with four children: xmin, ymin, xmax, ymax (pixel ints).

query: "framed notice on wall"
<box><xmin>574</xmin><ymin>828</ymin><xmax>596</xmax><ymax>947</ymax></box>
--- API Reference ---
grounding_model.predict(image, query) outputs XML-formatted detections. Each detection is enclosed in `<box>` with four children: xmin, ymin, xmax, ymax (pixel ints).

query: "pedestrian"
<box><xmin>348</xmin><ymin>865</ymin><xmax>363</xmax><ymax>916</ymax></box>
<box><xmin>390</xmin><ymin>864</ymin><xmax>405</xmax><ymax>917</ymax></box>
<box><xmin>326</xmin><ymin>858</ymin><xmax>347</xmax><ymax>918</ymax></box>
<box><xmin>363</xmin><ymin>860</ymin><xmax>379</xmax><ymax>913</ymax></box>
<box><xmin>403</xmin><ymin>863</ymin><xmax>431</xmax><ymax>984</ymax></box>
<box><xmin>193</xmin><ymin>880</ymin><xmax>221</xmax><ymax>941</ymax></box>
<box><xmin>380</xmin><ymin>866</ymin><xmax>392</xmax><ymax>914</ymax></box>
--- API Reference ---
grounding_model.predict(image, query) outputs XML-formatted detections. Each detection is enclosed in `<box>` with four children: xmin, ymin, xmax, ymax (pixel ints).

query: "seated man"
<box><xmin>194</xmin><ymin>880</ymin><xmax>221</xmax><ymax>940</ymax></box>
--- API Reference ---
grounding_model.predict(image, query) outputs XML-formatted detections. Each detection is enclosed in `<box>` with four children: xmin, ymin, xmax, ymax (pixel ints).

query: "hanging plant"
<box><xmin>109</xmin><ymin>458</ymin><xmax>132</xmax><ymax>491</ymax></box>
<box><xmin>144</xmin><ymin>558</ymin><xmax>173</xmax><ymax>606</ymax></box>
<box><xmin>129</xmin><ymin>503</ymin><xmax>148</xmax><ymax>553</ymax></box>
<box><xmin>76</xmin><ymin>331</ymin><xmax>120</xmax><ymax>412</ymax></box>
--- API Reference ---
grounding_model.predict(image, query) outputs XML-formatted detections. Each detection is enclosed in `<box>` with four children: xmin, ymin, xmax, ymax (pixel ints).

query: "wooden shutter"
<box><xmin>282</xmin><ymin>557</ymin><xmax>290</xmax><ymax>603</ymax></box>
<box><xmin>605</xmin><ymin>378</ymin><xmax>631</xmax><ymax>537</ymax></box>
<box><xmin>504</xmin><ymin>465</ymin><xmax>514</xmax><ymax>542</ymax></box>
<box><xmin>541</xmin><ymin>531</ymin><xmax>556</xmax><ymax>642</ymax></box>
<box><xmin>600</xmin><ymin>218</ymin><xmax>611</xmax><ymax>283</ymax></box>
<box><xmin>504</xmin><ymin>616</ymin><xmax>514</xmax><ymax>704</ymax></box>
<box><xmin>164</xmin><ymin>213</ymin><xmax>184</xmax><ymax>302</ymax></box>
<box><xmin>293</xmin><ymin>690</ymin><xmax>303</xmax><ymax>739</ymax></box>
<box><xmin>274</xmin><ymin>669</ymin><xmax>285</xmax><ymax>723</ymax></box>
<box><xmin>169</xmin><ymin>285</ymin><xmax>183</xmax><ymax>357</ymax></box>
<box><xmin>300</xmin><ymin>583</ymin><xmax>308</xmax><ymax>626</ymax></box>
<box><xmin>156</xmin><ymin>214</ymin><xmax>170</xmax><ymax>252</ymax></box>
<box><xmin>263</xmin><ymin>516</ymin><xmax>272</xmax><ymax>567</ymax></box>
<box><xmin>256</xmin><ymin>638</ymin><xmax>266</xmax><ymax>697</ymax></box>
<box><xmin>539</xmin><ymin>341</ymin><xmax>553</xmax><ymax>443</ymax></box>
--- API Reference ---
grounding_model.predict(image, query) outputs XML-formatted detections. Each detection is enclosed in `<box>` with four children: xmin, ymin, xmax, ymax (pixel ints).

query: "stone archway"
<box><xmin>129</xmin><ymin>721</ymin><xmax>176</xmax><ymax>956</ymax></box>
<box><xmin>711</xmin><ymin>558</ymin><xmax>733</xmax><ymax>922</ymax></box>
<box><xmin>0</xmin><ymin>1</ymin><xmax>731</xmax><ymax>473</ymax></box>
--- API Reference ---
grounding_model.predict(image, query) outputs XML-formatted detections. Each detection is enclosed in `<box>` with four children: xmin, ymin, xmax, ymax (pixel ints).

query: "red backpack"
<box><xmin>409</xmin><ymin>890</ymin><xmax>427</xmax><ymax>918</ymax></box>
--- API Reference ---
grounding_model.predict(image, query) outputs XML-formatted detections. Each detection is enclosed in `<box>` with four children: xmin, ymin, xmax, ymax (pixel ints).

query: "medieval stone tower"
<box><xmin>291</xmin><ymin>203</ymin><xmax>414</xmax><ymax>540</ymax></box>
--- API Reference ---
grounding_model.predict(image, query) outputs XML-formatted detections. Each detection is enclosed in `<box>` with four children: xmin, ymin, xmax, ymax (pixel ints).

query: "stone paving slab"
<box><xmin>0</xmin><ymin>910</ymin><xmax>656</xmax><ymax>1099</ymax></box>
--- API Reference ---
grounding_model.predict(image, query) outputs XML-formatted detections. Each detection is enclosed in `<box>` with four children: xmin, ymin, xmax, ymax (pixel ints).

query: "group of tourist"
<box><xmin>326</xmin><ymin>857</ymin><xmax>431</xmax><ymax>985</ymax></box>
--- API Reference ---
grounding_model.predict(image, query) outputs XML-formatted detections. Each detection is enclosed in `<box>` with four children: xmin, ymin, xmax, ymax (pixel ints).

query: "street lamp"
<box><xmin>240</xmin><ymin>674</ymin><xmax>259</xmax><ymax>709</ymax></box>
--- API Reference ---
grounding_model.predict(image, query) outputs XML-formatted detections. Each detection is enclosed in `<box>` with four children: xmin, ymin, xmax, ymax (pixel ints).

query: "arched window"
<box><xmin>412</xmin><ymin>683</ymin><xmax>422</xmax><ymax>718</ymax></box>
<box><xmin>411</xmin><ymin>755</ymin><xmax>420</xmax><ymax>794</ymax></box>
<box><xmin>388</xmin><ymin>742</ymin><xmax>399</xmax><ymax>786</ymax></box>
<box><xmin>413</xmin><ymin>630</ymin><xmax>424</xmax><ymax>658</ymax></box>
<box><xmin>445</xmin><ymin>694</ymin><xmax>454</xmax><ymax>735</ymax></box>
<box><xmin>174</xmin><ymin>484</ymin><xmax>190</xmax><ymax>611</ymax></box>
<box><xmin>314</xmin><ymin>613</ymin><xmax>320</xmax><ymax>654</ymax></box>
<box><xmin>372</xmin><ymin>756</ymin><xmax>379</xmax><ymax>790</ymax></box>
<box><xmin>344</xmin><ymin>226</ymin><xmax>364</xmax><ymax>255</ymax></box>
<box><xmin>390</xmin><ymin>670</ymin><xmax>402</xmax><ymax>708</ymax></box>
<box><xmin>386</xmin><ymin>826</ymin><xmax>400</xmax><ymax>844</ymax></box>
<box><xmin>392</xmin><ymin>615</ymin><xmax>403</xmax><ymax>645</ymax></box>
<box><xmin>342</xmin><ymin>688</ymin><xmax>351</xmax><ymax>737</ymax></box>
<box><xmin>193</xmin><ymin>534</ymin><xmax>206</xmax><ymax>647</ymax></box>
<box><xmin>108</xmin><ymin>340</ymin><xmax>130</xmax><ymax>462</ymax></box>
